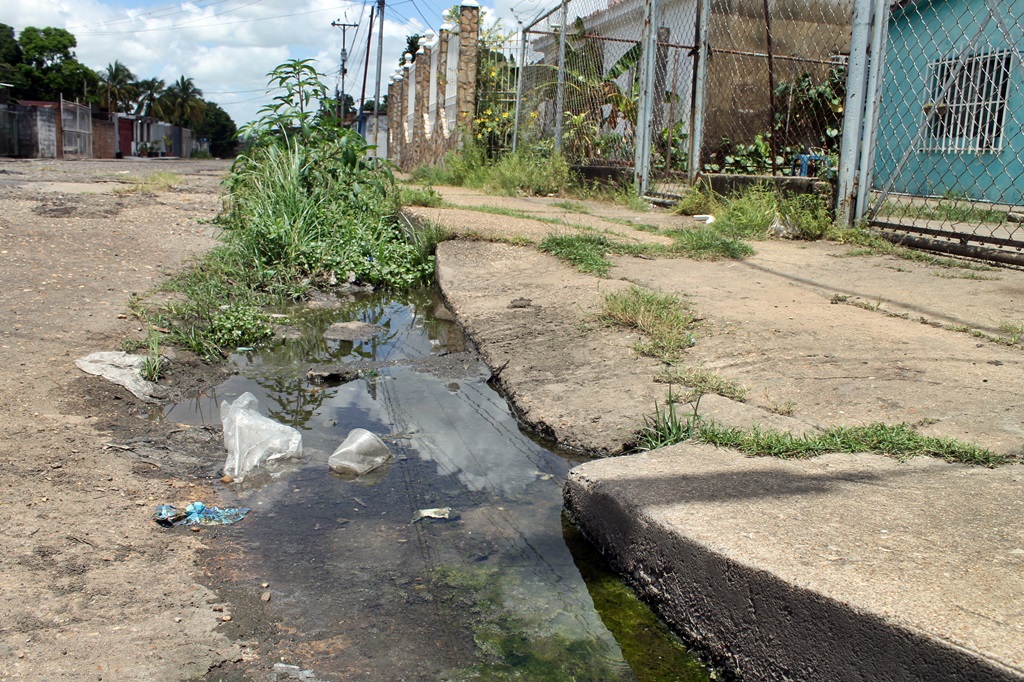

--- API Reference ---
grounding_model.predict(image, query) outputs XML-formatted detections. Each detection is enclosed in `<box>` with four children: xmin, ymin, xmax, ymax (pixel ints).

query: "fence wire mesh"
<box><xmin>516</xmin><ymin>0</ymin><xmax>648</xmax><ymax>167</ymax></box>
<box><xmin>512</xmin><ymin>0</ymin><xmax>854</xmax><ymax>196</ymax></box>
<box><xmin>697</xmin><ymin>0</ymin><xmax>853</xmax><ymax>183</ymax></box>
<box><xmin>867</xmin><ymin>1</ymin><xmax>1024</xmax><ymax>255</ymax></box>
<box><xmin>476</xmin><ymin>32</ymin><xmax>522</xmax><ymax>155</ymax></box>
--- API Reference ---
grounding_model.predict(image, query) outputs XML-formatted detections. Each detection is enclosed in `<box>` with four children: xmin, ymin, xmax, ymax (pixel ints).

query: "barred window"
<box><xmin>922</xmin><ymin>50</ymin><xmax>1011</xmax><ymax>153</ymax></box>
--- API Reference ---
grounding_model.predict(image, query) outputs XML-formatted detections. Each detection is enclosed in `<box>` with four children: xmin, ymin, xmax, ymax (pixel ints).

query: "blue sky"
<box><xmin>3</xmin><ymin>0</ymin><xmax>554</xmax><ymax>125</ymax></box>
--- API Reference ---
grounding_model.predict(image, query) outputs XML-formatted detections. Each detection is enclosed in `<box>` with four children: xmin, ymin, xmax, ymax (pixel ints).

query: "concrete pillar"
<box><xmin>456</xmin><ymin>1</ymin><xmax>480</xmax><ymax>133</ymax></box>
<box><xmin>436</xmin><ymin>29</ymin><xmax>450</xmax><ymax>139</ymax></box>
<box><xmin>414</xmin><ymin>46</ymin><xmax>431</xmax><ymax>167</ymax></box>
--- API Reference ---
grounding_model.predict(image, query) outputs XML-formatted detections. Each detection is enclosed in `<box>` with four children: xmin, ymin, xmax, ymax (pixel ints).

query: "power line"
<box><xmin>76</xmin><ymin>3</ymin><xmax>339</xmax><ymax>36</ymax></box>
<box><xmin>67</xmin><ymin>0</ymin><xmax>240</xmax><ymax>30</ymax></box>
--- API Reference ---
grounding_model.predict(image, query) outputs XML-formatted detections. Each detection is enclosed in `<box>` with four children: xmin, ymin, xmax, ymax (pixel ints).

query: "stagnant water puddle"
<box><xmin>167</xmin><ymin>289</ymin><xmax>713</xmax><ymax>681</ymax></box>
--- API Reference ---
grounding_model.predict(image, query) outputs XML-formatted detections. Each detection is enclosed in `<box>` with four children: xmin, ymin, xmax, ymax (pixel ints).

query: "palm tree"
<box><xmin>160</xmin><ymin>76</ymin><xmax>206</xmax><ymax>127</ymax></box>
<box><xmin>100</xmin><ymin>61</ymin><xmax>138</xmax><ymax>113</ymax></box>
<box><xmin>134</xmin><ymin>77</ymin><xmax>166</xmax><ymax>118</ymax></box>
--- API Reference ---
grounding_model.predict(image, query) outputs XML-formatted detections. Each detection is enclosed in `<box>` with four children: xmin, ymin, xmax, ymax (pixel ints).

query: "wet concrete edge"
<box><xmin>562</xmin><ymin>465</ymin><xmax>1022</xmax><ymax>682</ymax></box>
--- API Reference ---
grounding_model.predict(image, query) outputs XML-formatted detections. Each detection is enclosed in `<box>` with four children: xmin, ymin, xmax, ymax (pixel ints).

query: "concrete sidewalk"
<box><xmin>427</xmin><ymin>185</ymin><xmax>1024</xmax><ymax>680</ymax></box>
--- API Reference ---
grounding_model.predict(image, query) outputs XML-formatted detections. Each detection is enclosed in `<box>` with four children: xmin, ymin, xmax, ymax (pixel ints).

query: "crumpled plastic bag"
<box><xmin>75</xmin><ymin>351</ymin><xmax>167</xmax><ymax>403</ymax></box>
<box><xmin>220</xmin><ymin>392</ymin><xmax>302</xmax><ymax>482</ymax></box>
<box><xmin>328</xmin><ymin>428</ymin><xmax>392</xmax><ymax>480</ymax></box>
<box><xmin>153</xmin><ymin>501</ymin><xmax>250</xmax><ymax>527</ymax></box>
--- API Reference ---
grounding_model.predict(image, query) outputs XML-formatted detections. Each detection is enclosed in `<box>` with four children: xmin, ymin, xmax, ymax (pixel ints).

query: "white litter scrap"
<box><xmin>411</xmin><ymin>507</ymin><xmax>453</xmax><ymax>524</ymax></box>
<box><xmin>220</xmin><ymin>392</ymin><xmax>303</xmax><ymax>482</ymax></box>
<box><xmin>75</xmin><ymin>351</ymin><xmax>167</xmax><ymax>403</ymax></box>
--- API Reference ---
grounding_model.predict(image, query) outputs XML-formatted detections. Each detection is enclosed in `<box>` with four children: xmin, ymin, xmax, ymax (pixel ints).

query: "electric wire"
<box><xmin>75</xmin><ymin>3</ymin><xmax>342</xmax><ymax>36</ymax></box>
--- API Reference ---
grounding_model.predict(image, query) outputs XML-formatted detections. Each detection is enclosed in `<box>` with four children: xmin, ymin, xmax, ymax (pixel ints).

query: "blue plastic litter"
<box><xmin>153</xmin><ymin>501</ymin><xmax>250</xmax><ymax>528</ymax></box>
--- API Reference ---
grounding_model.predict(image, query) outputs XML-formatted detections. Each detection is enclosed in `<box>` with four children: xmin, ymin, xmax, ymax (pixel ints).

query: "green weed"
<box><xmin>665</xmin><ymin>226</ymin><xmax>754</xmax><ymax>260</ymax></box>
<box><xmin>139</xmin><ymin>335</ymin><xmax>166</xmax><ymax>382</ymax></box>
<box><xmin>998</xmin><ymin>321</ymin><xmax>1024</xmax><ymax>344</ymax></box>
<box><xmin>635</xmin><ymin>389</ymin><xmax>701</xmax><ymax>451</ymax></box>
<box><xmin>657</xmin><ymin>366</ymin><xmax>747</xmax><ymax>402</ymax></box>
<box><xmin>602</xmin><ymin>286</ymin><xmax>697</xmax><ymax>360</ymax></box>
<box><xmin>399</xmin><ymin>185</ymin><xmax>445</xmax><ymax>207</ymax></box>
<box><xmin>540</xmin><ymin>234</ymin><xmax>614</xmax><ymax>276</ymax></box>
<box><xmin>551</xmin><ymin>200</ymin><xmax>589</xmax><ymax>213</ymax></box>
<box><xmin>696</xmin><ymin>421</ymin><xmax>1004</xmax><ymax>466</ymax></box>
<box><xmin>115</xmin><ymin>171</ymin><xmax>182</xmax><ymax>194</ymax></box>
<box><xmin>672</xmin><ymin>185</ymin><xmax>723</xmax><ymax>216</ymax></box>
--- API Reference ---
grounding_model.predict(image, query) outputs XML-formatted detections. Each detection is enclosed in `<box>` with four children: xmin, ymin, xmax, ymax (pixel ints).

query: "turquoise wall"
<box><xmin>873</xmin><ymin>0</ymin><xmax>1024</xmax><ymax>205</ymax></box>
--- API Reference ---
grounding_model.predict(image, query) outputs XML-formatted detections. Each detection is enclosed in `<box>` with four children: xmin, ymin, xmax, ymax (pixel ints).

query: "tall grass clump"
<box><xmin>602</xmin><ymin>286</ymin><xmax>697</xmax><ymax>360</ymax></box>
<box><xmin>411</xmin><ymin>141</ymin><xmax>577</xmax><ymax>197</ymax></box>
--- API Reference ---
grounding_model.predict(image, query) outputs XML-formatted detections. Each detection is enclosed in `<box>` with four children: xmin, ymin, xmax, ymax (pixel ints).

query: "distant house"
<box><xmin>872</xmin><ymin>0</ymin><xmax>1023</xmax><ymax>205</ymax></box>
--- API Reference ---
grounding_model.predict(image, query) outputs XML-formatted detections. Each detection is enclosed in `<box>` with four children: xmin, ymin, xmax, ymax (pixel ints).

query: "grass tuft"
<box><xmin>399</xmin><ymin>185</ymin><xmax>445</xmax><ymax>207</ymax></box>
<box><xmin>635</xmin><ymin>389</ymin><xmax>701</xmax><ymax>451</ymax></box>
<box><xmin>602</xmin><ymin>286</ymin><xmax>697</xmax><ymax>360</ymax></box>
<box><xmin>696</xmin><ymin>421</ymin><xmax>1004</xmax><ymax>466</ymax></box>
<box><xmin>115</xmin><ymin>171</ymin><xmax>182</xmax><ymax>194</ymax></box>
<box><xmin>540</xmin><ymin>234</ymin><xmax>614</xmax><ymax>276</ymax></box>
<box><xmin>656</xmin><ymin>366</ymin><xmax>747</xmax><ymax>402</ymax></box>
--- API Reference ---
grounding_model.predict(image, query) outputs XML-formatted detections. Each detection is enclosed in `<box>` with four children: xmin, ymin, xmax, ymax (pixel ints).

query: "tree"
<box><xmin>134</xmin><ymin>77</ymin><xmax>166</xmax><ymax>117</ymax></box>
<box><xmin>0</xmin><ymin>24</ymin><xmax>26</xmax><ymax>94</ymax></box>
<box><xmin>193</xmin><ymin>100</ymin><xmax>237</xmax><ymax>157</ymax></box>
<box><xmin>100</xmin><ymin>60</ymin><xmax>137</xmax><ymax>112</ymax></box>
<box><xmin>16</xmin><ymin>26</ymin><xmax>99</xmax><ymax>101</ymax></box>
<box><xmin>161</xmin><ymin>75</ymin><xmax>206</xmax><ymax>127</ymax></box>
<box><xmin>401</xmin><ymin>34</ymin><xmax>422</xmax><ymax>65</ymax></box>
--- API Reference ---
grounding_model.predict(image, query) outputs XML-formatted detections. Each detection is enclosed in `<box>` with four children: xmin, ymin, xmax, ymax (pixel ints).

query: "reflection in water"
<box><xmin>176</xmin><ymin>288</ymin><xmax>709</xmax><ymax>681</ymax></box>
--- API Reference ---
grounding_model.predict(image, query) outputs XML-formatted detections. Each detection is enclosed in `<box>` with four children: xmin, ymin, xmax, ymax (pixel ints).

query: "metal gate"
<box><xmin>862</xmin><ymin>0</ymin><xmax>1024</xmax><ymax>260</ymax></box>
<box><xmin>60</xmin><ymin>99</ymin><xmax>93</xmax><ymax>159</ymax></box>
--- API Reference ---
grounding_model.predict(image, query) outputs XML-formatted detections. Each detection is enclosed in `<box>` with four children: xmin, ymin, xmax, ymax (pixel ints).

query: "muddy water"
<box><xmin>170</xmin><ymin>289</ymin><xmax>711</xmax><ymax>681</ymax></box>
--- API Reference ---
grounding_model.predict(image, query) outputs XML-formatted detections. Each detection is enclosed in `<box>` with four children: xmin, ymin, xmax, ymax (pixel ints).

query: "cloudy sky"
<box><xmin>3</xmin><ymin>0</ymin><xmax>556</xmax><ymax>126</ymax></box>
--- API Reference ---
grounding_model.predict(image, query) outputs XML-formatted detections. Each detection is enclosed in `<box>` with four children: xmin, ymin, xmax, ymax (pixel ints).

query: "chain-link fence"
<box><xmin>515</xmin><ymin>0</ymin><xmax>649</xmax><ymax>168</ymax></box>
<box><xmin>860</xmin><ymin>0</ymin><xmax>1024</xmax><ymax>261</ymax></box>
<box><xmin>511</xmin><ymin>0</ymin><xmax>854</xmax><ymax>196</ymax></box>
<box><xmin>476</xmin><ymin>32</ymin><xmax>522</xmax><ymax>155</ymax></box>
<box><xmin>689</xmin><ymin>0</ymin><xmax>852</xmax><ymax>194</ymax></box>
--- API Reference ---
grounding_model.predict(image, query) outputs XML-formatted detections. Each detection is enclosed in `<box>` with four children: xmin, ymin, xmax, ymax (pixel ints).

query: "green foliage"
<box><xmin>635</xmin><ymin>389</ymin><xmax>700</xmax><ymax>451</ymax></box>
<box><xmin>667</xmin><ymin>226</ymin><xmax>755</xmax><ymax>260</ymax></box>
<box><xmin>712</xmin><ymin>182</ymin><xmax>834</xmax><ymax>241</ymax></box>
<box><xmin>139</xmin><ymin>335</ymin><xmax>166</xmax><ymax>382</ymax></box>
<box><xmin>778</xmin><ymin>192</ymin><xmax>833</xmax><ymax>239</ymax></box>
<box><xmin>696</xmin><ymin>421</ymin><xmax>1004</xmax><ymax>466</ymax></box>
<box><xmin>208</xmin><ymin>305</ymin><xmax>274</xmax><ymax>347</ymax></box>
<box><xmin>414</xmin><ymin>141</ymin><xmax>577</xmax><ymax>197</ymax></box>
<box><xmin>602</xmin><ymin>286</ymin><xmax>697</xmax><ymax>360</ymax></box>
<box><xmin>672</xmin><ymin>184</ymin><xmax>722</xmax><ymax>216</ymax></box>
<box><xmin>160</xmin><ymin>75</ymin><xmax>205</xmax><ymax>127</ymax></box>
<box><xmin>657</xmin><ymin>366</ymin><xmax>747</xmax><ymax>402</ymax></box>
<box><xmin>540</xmin><ymin>234</ymin><xmax>614</xmax><ymax>276</ymax></box>
<box><xmin>399</xmin><ymin>185</ymin><xmax>444</xmax><ymax>207</ymax></box>
<box><xmin>193</xmin><ymin>100</ymin><xmax>237</xmax><ymax>157</ymax></box>
<box><xmin>716</xmin><ymin>182</ymin><xmax>780</xmax><ymax>238</ymax></box>
<box><xmin>13</xmin><ymin>26</ymin><xmax>99</xmax><ymax>102</ymax></box>
<box><xmin>100</xmin><ymin>60</ymin><xmax>137</xmax><ymax>113</ymax></box>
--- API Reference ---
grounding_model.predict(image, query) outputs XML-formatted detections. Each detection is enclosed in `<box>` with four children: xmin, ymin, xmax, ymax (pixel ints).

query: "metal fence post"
<box><xmin>634</xmin><ymin>0</ymin><xmax>660</xmax><ymax>194</ymax></box>
<box><xmin>554</xmin><ymin>0</ymin><xmax>568</xmax><ymax>153</ymax></box>
<box><xmin>511</xmin><ymin>21</ymin><xmax>527</xmax><ymax>153</ymax></box>
<box><xmin>836</xmin><ymin>0</ymin><xmax>873</xmax><ymax>226</ymax></box>
<box><xmin>854</xmin><ymin>0</ymin><xmax>889</xmax><ymax>223</ymax></box>
<box><xmin>688</xmin><ymin>0</ymin><xmax>710</xmax><ymax>186</ymax></box>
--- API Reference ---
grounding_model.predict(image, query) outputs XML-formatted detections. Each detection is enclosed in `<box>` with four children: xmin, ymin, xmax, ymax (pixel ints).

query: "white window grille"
<box><xmin>922</xmin><ymin>50</ymin><xmax>1011</xmax><ymax>153</ymax></box>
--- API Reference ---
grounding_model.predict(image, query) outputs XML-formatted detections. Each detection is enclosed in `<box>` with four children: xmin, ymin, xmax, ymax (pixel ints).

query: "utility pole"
<box><xmin>331</xmin><ymin>18</ymin><xmax>358</xmax><ymax>126</ymax></box>
<box><xmin>358</xmin><ymin>6</ymin><xmax>376</xmax><ymax>135</ymax></box>
<box><xmin>371</xmin><ymin>0</ymin><xmax>385</xmax><ymax>154</ymax></box>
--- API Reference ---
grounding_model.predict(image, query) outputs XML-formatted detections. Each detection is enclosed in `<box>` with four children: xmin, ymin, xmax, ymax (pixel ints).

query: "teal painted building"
<box><xmin>873</xmin><ymin>0</ymin><xmax>1024</xmax><ymax>205</ymax></box>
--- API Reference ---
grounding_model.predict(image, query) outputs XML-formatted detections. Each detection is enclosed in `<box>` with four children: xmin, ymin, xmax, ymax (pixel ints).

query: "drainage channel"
<box><xmin>167</xmin><ymin>288</ymin><xmax>712</xmax><ymax>681</ymax></box>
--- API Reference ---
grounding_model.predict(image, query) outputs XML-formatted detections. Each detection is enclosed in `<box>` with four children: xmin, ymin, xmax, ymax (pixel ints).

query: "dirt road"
<box><xmin>0</xmin><ymin>158</ymin><xmax>238</xmax><ymax>680</ymax></box>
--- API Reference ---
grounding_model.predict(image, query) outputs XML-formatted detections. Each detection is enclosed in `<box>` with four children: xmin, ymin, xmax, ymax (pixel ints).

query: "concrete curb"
<box><xmin>565</xmin><ymin>445</ymin><xmax>1024</xmax><ymax>681</ymax></box>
